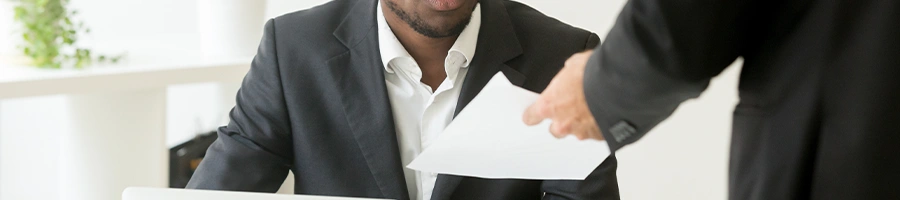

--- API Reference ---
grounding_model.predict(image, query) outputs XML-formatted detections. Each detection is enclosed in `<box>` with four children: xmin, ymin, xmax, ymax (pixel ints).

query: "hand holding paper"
<box><xmin>407</xmin><ymin>72</ymin><xmax>610</xmax><ymax>180</ymax></box>
<box><xmin>523</xmin><ymin>51</ymin><xmax>604</xmax><ymax>140</ymax></box>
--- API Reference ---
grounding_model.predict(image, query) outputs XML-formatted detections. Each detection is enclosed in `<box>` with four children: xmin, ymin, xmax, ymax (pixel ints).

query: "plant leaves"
<box><xmin>14</xmin><ymin>0</ymin><xmax>114</xmax><ymax>69</ymax></box>
<box><xmin>14</xmin><ymin>7</ymin><xmax>26</xmax><ymax>19</ymax></box>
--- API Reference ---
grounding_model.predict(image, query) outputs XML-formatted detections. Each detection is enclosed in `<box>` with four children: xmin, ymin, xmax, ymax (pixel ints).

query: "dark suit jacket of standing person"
<box><xmin>583</xmin><ymin>0</ymin><xmax>900</xmax><ymax>199</ymax></box>
<box><xmin>186</xmin><ymin>0</ymin><xmax>620</xmax><ymax>199</ymax></box>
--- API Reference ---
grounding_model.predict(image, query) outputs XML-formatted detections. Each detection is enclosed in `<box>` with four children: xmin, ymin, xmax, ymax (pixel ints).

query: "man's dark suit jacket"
<box><xmin>584</xmin><ymin>0</ymin><xmax>900</xmax><ymax>199</ymax></box>
<box><xmin>187</xmin><ymin>0</ymin><xmax>620</xmax><ymax>199</ymax></box>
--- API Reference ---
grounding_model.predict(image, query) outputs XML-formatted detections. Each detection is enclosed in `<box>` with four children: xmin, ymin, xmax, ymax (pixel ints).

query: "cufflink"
<box><xmin>609</xmin><ymin>121</ymin><xmax>636</xmax><ymax>143</ymax></box>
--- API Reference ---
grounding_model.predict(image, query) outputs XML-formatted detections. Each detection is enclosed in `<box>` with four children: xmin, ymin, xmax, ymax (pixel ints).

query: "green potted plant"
<box><xmin>12</xmin><ymin>0</ymin><xmax>121</xmax><ymax>69</ymax></box>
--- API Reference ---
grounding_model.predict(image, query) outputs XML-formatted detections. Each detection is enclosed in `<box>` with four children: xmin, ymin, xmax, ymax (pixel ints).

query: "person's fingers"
<box><xmin>567</xmin><ymin>121</ymin><xmax>589</xmax><ymax>140</ymax></box>
<box><xmin>522</xmin><ymin>104</ymin><xmax>543</xmax><ymax>126</ymax></box>
<box><xmin>548</xmin><ymin>122</ymin><xmax>568</xmax><ymax>139</ymax></box>
<box><xmin>523</xmin><ymin>97</ymin><xmax>552</xmax><ymax>125</ymax></box>
<box><xmin>575</xmin><ymin>132</ymin><xmax>587</xmax><ymax>140</ymax></box>
<box><xmin>549</xmin><ymin>120</ymin><xmax>571</xmax><ymax>137</ymax></box>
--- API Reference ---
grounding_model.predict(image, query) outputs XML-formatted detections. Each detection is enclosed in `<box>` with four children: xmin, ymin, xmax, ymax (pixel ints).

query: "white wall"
<box><xmin>0</xmin><ymin>1</ymin><xmax>224</xmax><ymax>199</ymax></box>
<box><xmin>614</xmin><ymin>63</ymin><xmax>737</xmax><ymax>200</ymax></box>
<box><xmin>1</xmin><ymin>0</ymin><xmax>737</xmax><ymax>199</ymax></box>
<box><xmin>0</xmin><ymin>96</ymin><xmax>67</xmax><ymax>200</ymax></box>
<box><xmin>0</xmin><ymin>0</ymin><xmax>20</xmax><ymax>58</ymax></box>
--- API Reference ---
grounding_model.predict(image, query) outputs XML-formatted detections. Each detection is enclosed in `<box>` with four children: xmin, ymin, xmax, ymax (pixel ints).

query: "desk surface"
<box><xmin>123</xmin><ymin>187</ymin><xmax>389</xmax><ymax>200</ymax></box>
<box><xmin>0</xmin><ymin>57</ymin><xmax>252</xmax><ymax>99</ymax></box>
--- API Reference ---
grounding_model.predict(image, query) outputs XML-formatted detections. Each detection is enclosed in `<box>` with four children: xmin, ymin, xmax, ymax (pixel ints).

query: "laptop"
<box><xmin>123</xmin><ymin>187</ymin><xmax>390</xmax><ymax>200</ymax></box>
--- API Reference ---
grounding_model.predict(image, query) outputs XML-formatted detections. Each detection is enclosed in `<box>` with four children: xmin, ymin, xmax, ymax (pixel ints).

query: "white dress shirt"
<box><xmin>377</xmin><ymin>2</ymin><xmax>481</xmax><ymax>200</ymax></box>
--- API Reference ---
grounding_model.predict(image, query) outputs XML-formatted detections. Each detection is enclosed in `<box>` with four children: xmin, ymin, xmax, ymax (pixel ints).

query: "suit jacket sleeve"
<box><xmin>585</xmin><ymin>0</ymin><xmax>748</xmax><ymax>151</ymax></box>
<box><xmin>186</xmin><ymin>19</ymin><xmax>293</xmax><ymax>192</ymax></box>
<box><xmin>541</xmin><ymin>33</ymin><xmax>620</xmax><ymax>200</ymax></box>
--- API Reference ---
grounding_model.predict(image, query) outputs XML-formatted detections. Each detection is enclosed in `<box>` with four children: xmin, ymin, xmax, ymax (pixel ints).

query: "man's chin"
<box><xmin>416</xmin><ymin>29</ymin><xmax>460</xmax><ymax>38</ymax></box>
<box><xmin>385</xmin><ymin>0</ymin><xmax>471</xmax><ymax>38</ymax></box>
<box><xmin>414</xmin><ymin>19</ymin><xmax>470</xmax><ymax>38</ymax></box>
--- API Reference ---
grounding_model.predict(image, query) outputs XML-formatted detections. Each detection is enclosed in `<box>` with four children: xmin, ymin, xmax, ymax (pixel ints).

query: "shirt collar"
<box><xmin>377</xmin><ymin>2</ymin><xmax>481</xmax><ymax>73</ymax></box>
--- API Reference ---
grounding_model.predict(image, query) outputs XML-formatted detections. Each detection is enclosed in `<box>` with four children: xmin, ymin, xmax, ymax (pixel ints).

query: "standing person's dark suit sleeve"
<box><xmin>186</xmin><ymin>19</ymin><xmax>293</xmax><ymax>192</ymax></box>
<box><xmin>542</xmin><ymin>33</ymin><xmax>621</xmax><ymax>200</ymax></box>
<box><xmin>585</xmin><ymin>0</ymin><xmax>749</xmax><ymax>151</ymax></box>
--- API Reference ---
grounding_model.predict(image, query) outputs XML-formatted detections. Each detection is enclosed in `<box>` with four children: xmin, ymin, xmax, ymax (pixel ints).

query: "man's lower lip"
<box><xmin>427</xmin><ymin>0</ymin><xmax>464</xmax><ymax>11</ymax></box>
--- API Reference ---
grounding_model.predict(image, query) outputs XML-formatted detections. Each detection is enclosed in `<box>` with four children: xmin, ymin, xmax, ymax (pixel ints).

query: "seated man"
<box><xmin>187</xmin><ymin>0</ymin><xmax>619</xmax><ymax>199</ymax></box>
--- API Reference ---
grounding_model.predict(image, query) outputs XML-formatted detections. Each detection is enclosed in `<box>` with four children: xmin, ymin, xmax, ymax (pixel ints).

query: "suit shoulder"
<box><xmin>502</xmin><ymin>0</ymin><xmax>598</xmax><ymax>50</ymax></box>
<box><xmin>268</xmin><ymin>0</ymin><xmax>357</xmax><ymax>45</ymax></box>
<box><xmin>262</xmin><ymin>0</ymin><xmax>362</xmax><ymax>63</ymax></box>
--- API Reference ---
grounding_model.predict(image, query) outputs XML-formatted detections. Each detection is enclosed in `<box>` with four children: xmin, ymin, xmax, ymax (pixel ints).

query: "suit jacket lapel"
<box><xmin>453</xmin><ymin>0</ymin><xmax>525</xmax><ymax>117</ymax></box>
<box><xmin>433</xmin><ymin>0</ymin><xmax>525</xmax><ymax>199</ymax></box>
<box><xmin>331</xmin><ymin>0</ymin><xmax>409</xmax><ymax>199</ymax></box>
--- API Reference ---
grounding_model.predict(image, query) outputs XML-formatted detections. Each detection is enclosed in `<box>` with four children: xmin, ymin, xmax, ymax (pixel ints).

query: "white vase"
<box><xmin>196</xmin><ymin>0</ymin><xmax>267</xmax><ymax>59</ymax></box>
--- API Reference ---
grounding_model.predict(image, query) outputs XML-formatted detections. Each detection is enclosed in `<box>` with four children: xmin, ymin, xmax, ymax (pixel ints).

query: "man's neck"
<box><xmin>381</xmin><ymin>3</ymin><xmax>459</xmax><ymax>90</ymax></box>
<box><xmin>393</xmin><ymin>29</ymin><xmax>456</xmax><ymax>66</ymax></box>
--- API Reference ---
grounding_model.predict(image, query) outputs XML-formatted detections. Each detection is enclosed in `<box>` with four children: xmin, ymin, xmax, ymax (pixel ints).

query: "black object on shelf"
<box><xmin>169</xmin><ymin>131</ymin><xmax>218</xmax><ymax>188</ymax></box>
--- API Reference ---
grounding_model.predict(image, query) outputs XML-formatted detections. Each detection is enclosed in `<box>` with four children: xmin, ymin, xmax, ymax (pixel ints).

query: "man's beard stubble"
<box><xmin>384</xmin><ymin>1</ymin><xmax>473</xmax><ymax>38</ymax></box>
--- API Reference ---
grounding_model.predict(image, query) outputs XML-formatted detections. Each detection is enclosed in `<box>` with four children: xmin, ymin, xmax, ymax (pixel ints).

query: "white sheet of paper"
<box><xmin>407</xmin><ymin>72</ymin><xmax>611</xmax><ymax>180</ymax></box>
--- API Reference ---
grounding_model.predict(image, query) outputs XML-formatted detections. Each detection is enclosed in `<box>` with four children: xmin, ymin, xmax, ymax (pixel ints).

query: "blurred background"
<box><xmin>0</xmin><ymin>0</ymin><xmax>740</xmax><ymax>199</ymax></box>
